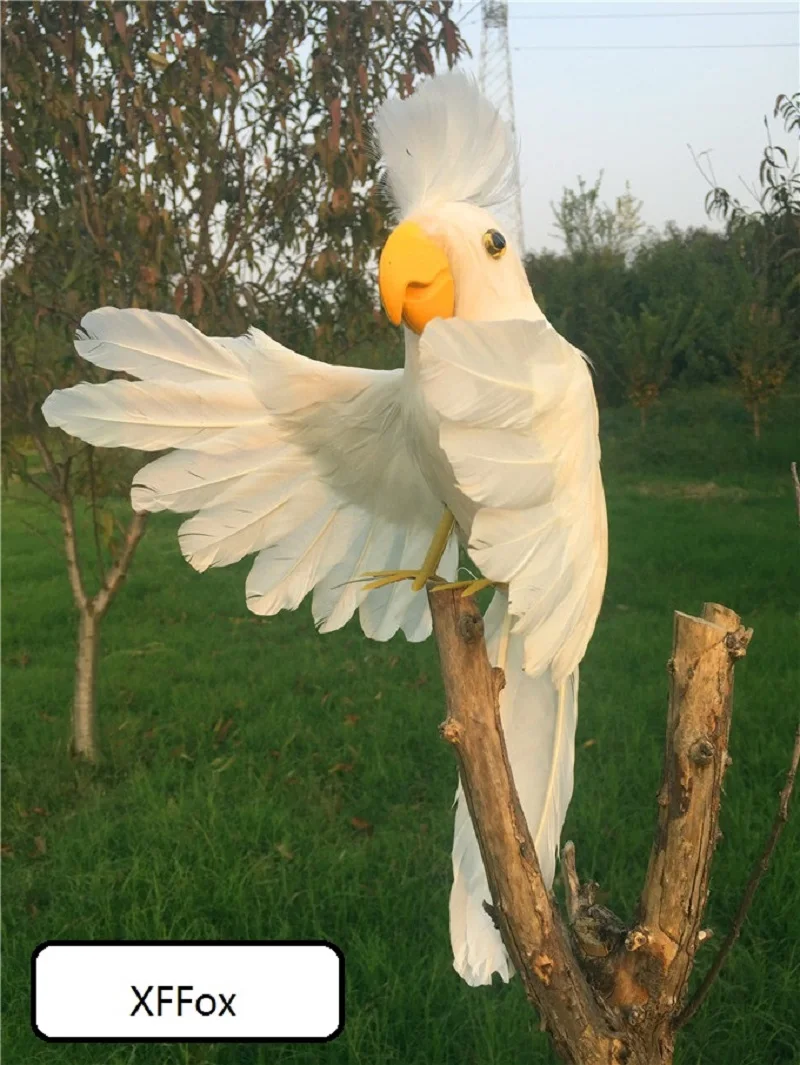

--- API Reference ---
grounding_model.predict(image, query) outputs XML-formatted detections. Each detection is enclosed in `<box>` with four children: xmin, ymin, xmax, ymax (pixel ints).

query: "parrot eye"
<box><xmin>482</xmin><ymin>229</ymin><xmax>507</xmax><ymax>260</ymax></box>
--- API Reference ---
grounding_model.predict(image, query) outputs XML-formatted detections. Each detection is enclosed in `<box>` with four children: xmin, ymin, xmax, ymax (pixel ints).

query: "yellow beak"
<box><xmin>378</xmin><ymin>222</ymin><xmax>455</xmax><ymax>334</ymax></box>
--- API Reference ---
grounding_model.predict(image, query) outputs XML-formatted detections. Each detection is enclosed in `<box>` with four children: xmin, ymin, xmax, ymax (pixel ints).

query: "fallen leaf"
<box><xmin>329</xmin><ymin>762</ymin><xmax>354</xmax><ymax>775</ymax></box>
<box><xmin>1</xmin><ymin>843</ymin><xmax>14</xmax><ymax>859</ymax></box>
<box><xmin>582</xmin><ymin>739</ymin><xmax>597</xmax><ymax>749</ymax></box>
<box><xmin>210</xmin><ymin>755</ymin><xmax>236</xmax><ymax>773</ymax></box>
<box><xmin>30</xmin><ymin>836</ymin><xmax>47</xmax><ymax>858</ymax></box>
<box><xmin>31</xmin><ymin>807</ymin><xmax>49</xmax><ymax>817</ymax></box>
<box><xmin>275</xmin><ymin>842</ymin><xmax>294</xmax><ymax>861</ymax></box>
<box><xmin>213</xmin><ymin>718</ymin><xmax>235</xmax><ymax>745</ymax></box>
<box><xmin>343</xmin><ymin>714</ymin><xmax>360</xmax><ymax>727</ymax></box>
<box><xmin>28</xmin><ymin>903</ymin><xmax>39</xmax><ymax>919</ymax></box>
<box><xmin>374</xmin><ymin>692</ymin><xmax>382</xmax><ymax>702</ymax></box>
<box><xmin>37</xmin><ymin>712</ymin><xmax>56</xmax><ymax>723</ymax></box>
<box><xmin>320</xmin><ymin>692</ymin><xmax>332</xmax><ymax>707</ymax></box>
<box><xmin>413</xmin><ymin>673</ymin><xmax>429</xmax><ymax>688</ymax></box>
<box><xmin>350</xmin><ymin>817</ymin><xmax>373</xmax><ymax>835</ymax></box>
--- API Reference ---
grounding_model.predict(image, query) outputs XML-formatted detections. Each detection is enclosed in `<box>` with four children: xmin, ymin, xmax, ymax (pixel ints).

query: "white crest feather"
<box><xmin>375</xmin><ymin>71</ymin><xmax>518</xmax><ymax>217</ymax></box>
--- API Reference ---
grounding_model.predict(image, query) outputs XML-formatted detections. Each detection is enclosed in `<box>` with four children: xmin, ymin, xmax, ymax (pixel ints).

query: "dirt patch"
<box><xmin>635</xmin><ymin>481</ymin><xmax>750</xmax><ymax>502</ymax></box>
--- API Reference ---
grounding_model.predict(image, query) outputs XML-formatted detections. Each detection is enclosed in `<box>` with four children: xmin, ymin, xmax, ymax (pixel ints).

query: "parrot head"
<box><xmin>374</xmin><ymin>72</ymin><xmax>536</xmax><ymax>333</ymax></box>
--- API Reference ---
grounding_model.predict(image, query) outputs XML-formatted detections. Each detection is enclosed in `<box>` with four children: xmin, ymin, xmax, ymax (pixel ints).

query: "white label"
<box><xmin>33</xmin><ymin>942</ymin><xmax>343</xmax><ymax>1042</ymax></box>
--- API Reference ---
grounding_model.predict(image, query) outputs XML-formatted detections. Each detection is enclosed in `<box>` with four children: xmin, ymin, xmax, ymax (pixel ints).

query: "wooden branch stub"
<box><xmin>612</xmin><ymin>604</ymin><xmax>747</xmax><ymax>1026</ymax></box>
<box><xmin>428</xmin><ymin>588</ymin><xmax>622</xmax><ymax>1065</ymax></box>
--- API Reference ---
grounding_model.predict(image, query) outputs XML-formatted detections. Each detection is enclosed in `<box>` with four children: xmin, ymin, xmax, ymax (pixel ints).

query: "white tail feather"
<box><xmin>449</xmin><ymin>590</ymin><xmax>578</xmax><ymax>986</ymax></box>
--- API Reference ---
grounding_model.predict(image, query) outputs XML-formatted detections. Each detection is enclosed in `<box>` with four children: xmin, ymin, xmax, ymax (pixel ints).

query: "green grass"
<box><xmin>3</xmin><ymin>386</ymin><xmax>799</xmax><ymax>1065</ymax></box>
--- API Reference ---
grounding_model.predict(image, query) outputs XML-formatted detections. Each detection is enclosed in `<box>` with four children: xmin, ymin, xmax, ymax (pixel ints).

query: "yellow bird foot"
<box><xmin>359</xmin><ymin>569</ymin><xmax>446</xmax><ymax>592</ymax></box>
<box><xmin>430</xmin><ymin>577</ymin><xmax>495</xmax><ymax>598</ymax></box>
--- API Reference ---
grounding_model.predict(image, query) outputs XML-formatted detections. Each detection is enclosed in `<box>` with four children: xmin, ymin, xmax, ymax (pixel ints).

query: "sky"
<box><xmin>449</xmin><ymin>1</ymin><xmax>799</xmax><ymax>252</ymax></box>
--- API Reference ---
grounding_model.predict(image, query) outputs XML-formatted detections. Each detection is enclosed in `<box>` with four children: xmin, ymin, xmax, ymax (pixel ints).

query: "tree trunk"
<box><xmin>72</xmin><ymin>609</ymin><xmax>99</xmax><ymax>761</ymax></box>
<box><xmin>427</xmin><ymin>589</ymin><xmax>772</xmax><ymax>1065</ymax></box>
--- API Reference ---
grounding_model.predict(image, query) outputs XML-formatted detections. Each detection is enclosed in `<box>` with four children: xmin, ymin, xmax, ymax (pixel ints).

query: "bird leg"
<box><xmin>360</xmin><ymin>509</ymin><xmax>455</xmax><ymax>592</ymax></box>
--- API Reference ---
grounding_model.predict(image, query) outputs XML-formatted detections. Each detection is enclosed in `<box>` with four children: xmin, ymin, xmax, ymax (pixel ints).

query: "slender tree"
<box><xmin>700</xmin><ymin>92</ymin><xmax>799</xmax><ymax>434</ymax></box>
<box><xmin>1</xmin><ymin>0</ymin><xmax>463</xmax><ymax>760</ymax></box>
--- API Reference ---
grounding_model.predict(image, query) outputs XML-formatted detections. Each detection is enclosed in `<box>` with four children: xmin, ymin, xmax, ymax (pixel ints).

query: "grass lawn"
<box><xmin>3</xmin><ymin>385</ymin><xmax>799</xmax><ymax>1065</ymax></box>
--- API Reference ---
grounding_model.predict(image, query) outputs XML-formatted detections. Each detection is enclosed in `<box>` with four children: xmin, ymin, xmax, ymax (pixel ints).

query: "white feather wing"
<box><xmin>419</xmin><ymin>317</ymin><xmax>607</xmax><ymax>685</ymax></box>
<box><xmin>74</xmin><ymin>307</ymin><xmax>249</xmax><ymax>382</ymax></box>
<box><xmin>42</xmin><ymin>309</ymin><xmax>456</xmax><ymax>639</ymax></box>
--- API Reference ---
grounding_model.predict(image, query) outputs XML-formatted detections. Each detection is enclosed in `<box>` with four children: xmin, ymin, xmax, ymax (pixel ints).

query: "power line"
<box><xmin>459</xmin><ymin>1</ymin><xmax>481</xmax><ymax>20</ymax></box>
<box><xmin>510</xmin><ymin>8</ymin><xmax>798</xmax><ymax>20</ymax></box>
<box><xmin>513</xmin><ymin>42</ymin><xmax>798</xmax><ymax>51</ymax></box>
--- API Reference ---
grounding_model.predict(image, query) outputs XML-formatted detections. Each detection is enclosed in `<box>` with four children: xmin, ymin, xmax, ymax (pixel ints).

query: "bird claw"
<box><xmin>359</xmin><ymin>569</ymin><xmax>446</xmax><ymax>592</ymax></box>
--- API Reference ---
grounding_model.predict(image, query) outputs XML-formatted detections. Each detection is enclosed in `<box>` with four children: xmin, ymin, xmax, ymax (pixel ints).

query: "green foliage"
<box><xmin>609</xmin><ymin>299</ymin><xmax>698</xmax><ymax>427</ymax></box>
<box><xmin>0</xmin><ymin>0</ymin><xmax>464</xmax><ymax>755</ymax></box>
<box><xmin>527</xmin><ymin>95</ymin><xmax>799</xmax><ymax>428</ymax></box>
<box><xmin>551</xmin><ymin>171</ymin><xmax>644</xmax><ymax>258</ymax></box>
<box><xmin>704</xmin><ymin>93</ymin><xmax>800</xmax><ymax>326</ymax></box>
<box><xmin>729</xmin><ymin>302</ymin><xmax>795</xmax><ymax>440</ymax></box>
<box><xmin>2</xmin><ymin>1</ymin><xmax>464</xmax><ymax>439</ymax></box>
<box><xmin>3</xmin><ymin>387</ymin><xmax>799</xmax><ymax>1065</ymax></box>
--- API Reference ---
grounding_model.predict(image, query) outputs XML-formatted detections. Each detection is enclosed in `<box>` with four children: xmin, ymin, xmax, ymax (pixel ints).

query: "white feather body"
<box><xmin>41</xmin><ymin>74</ymin><xmax>606</xmax><ymax>994</ymax></box>
<box><xmin>414</xmin><ymin>314</ymin><xmax>607</xmax><ymax>686</ymax></box>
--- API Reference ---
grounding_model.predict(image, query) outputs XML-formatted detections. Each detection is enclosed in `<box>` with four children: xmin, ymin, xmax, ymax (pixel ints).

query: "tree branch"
<box><xmin>427</xmin><ymin>588</ymin><xmax>624</xmax><ymax>1065</ymax></box>
<box><xmin>87</xmin><ymin>447</ymin><xmax>107</xmax><ymax>585</ymax></box>
<box><xmin>92</xmin><ymin>510</ymin><xmax>148</xmax><ymax>619</ymax></box>
<box><xmin>675</xmin><ymin>723</ymin><xmax>800</xmax><ymax>1030</ymax></box>
<box><xmin>426</xmin><ymin>590</ymin><xmax>777</xmax><ymax>1063</ymax></box>
<box><xmin>31</xmin><ymin>430</ymin><xmax>88</xmax><ymax>612</ymax></box>
<box><xmin>610</xmin><ymin>603</ymin><xmax>752</xmax><ymax>1021</ymax></box>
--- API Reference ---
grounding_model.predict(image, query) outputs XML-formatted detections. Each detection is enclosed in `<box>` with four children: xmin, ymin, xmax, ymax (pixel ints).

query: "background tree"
<box><xmin>729</xmin><ymin>298</ymin><xmax>794</xmax><ymax>440</ymax></box>
<box><xmin>700</xmin><ymin>92</ymin><xmax>799</xmax><ymax>436</ymax></box>
<box><xmin>610</xmin><ymin>298</ymin><xmax>699</xmax><ymax>428</ymax></box>
<box><xmin>550</xmin><ymin>171</ymin><xmax>644</xmax><ymax>259</ymax></box>
<box><xmin>526</xmin><ymin>99</ymin><xmax>798</xmax><ymax>425</ymax></box>
<box><xmin>1</xmin><ymin>0</ymin><xmax>464</xmax><ymax>761</ymax></box>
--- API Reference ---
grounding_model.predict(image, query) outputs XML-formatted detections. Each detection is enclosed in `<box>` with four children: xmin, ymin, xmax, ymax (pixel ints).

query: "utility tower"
<box><xmin>479</xmin><ymin>0</ymin><xmax>525</xmax><ymax>252</ymax></box>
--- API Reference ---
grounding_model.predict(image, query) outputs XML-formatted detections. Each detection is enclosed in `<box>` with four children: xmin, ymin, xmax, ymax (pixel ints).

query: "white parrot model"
<box><xmin>42</xmin><ymin>72</ymin><xmax>607</xmax><ymax>987</ymax></box>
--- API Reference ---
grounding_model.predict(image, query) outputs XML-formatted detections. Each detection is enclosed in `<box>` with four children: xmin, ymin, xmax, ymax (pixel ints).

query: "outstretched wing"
<box><xmin>43</xmin><ymin>308</ymin><xmax>456</xmax><ymax>642</ymax></box>
<box><xmin>418</xmin><ymin>316</ymin><xmax>607</xmax><ymax>682</ymax></box>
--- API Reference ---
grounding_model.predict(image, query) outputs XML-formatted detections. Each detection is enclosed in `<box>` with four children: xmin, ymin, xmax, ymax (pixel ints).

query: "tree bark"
<box><xmin>428</xmin><ymin>590</ymin><xmax>625</xmax><ymax>1065</ymax></box>
<box><xmin>57</xmin><ymin>497</ymin><xmax>148</xmax><ymax>763</ymax></box>
<box><xmin>72</xmin><ymin>609</ymin><xmax>99</xmax><ymax>761</ymax></box>
<box><xmin>427</xmin><ymin>589</ymin><xmax>764</xmax><ymax>1065</ymax></box>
